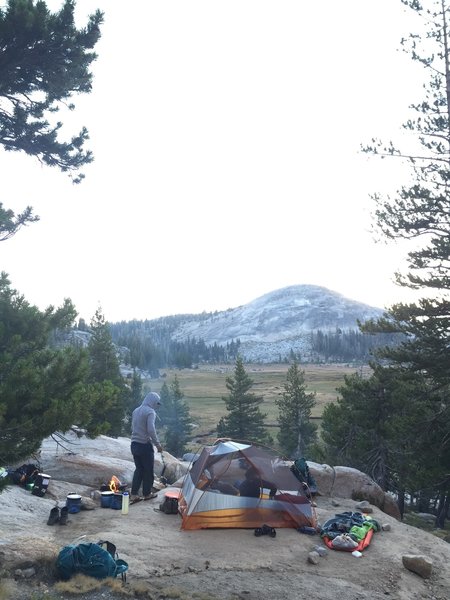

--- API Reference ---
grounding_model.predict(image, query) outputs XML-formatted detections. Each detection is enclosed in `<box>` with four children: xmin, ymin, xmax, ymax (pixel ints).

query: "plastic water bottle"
<box><xmin>121</xmin><ymin>491</ymin><xmax>129</xmax><ymax>515</ymax></box>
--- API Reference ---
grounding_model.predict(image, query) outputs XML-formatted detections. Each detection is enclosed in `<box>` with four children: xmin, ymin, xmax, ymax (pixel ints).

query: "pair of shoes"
<box><xmin>47</xmin><ymin>506</ymin><xmax>60</xmax><ymax>525</ymax></box>
<box><xmin>254</xmin><ymin>524</ymin><xmax>276</xmax><ymax>538</ymax></box>
<box><xmin>143</xmin><ymin>492</ymin><xmax>158</xmax><ymax>500</ymax></box>
<box><xmin>47</xmin><ymin>506</ymin><xmax>69</xmax><ymax>525</ymax></box>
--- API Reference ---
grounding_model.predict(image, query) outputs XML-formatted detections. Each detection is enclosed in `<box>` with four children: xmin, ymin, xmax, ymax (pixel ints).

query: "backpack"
<box><xmin>290</xmin><ymin>458</ymin><xmax>318</xmax><ymax>497</ymax></box>
<box><xmin>159</xmin><ymin>495</ymin><xmax>179</xmax><ymax>514</ymax></box>
<box><xmin>56</xmin><ymin>540</ymin><xmax>128</xmax><ymax>581</ymax></box>
<box><xmin>9</xmin><ymin>463</ymin><xmax>39</xmax><ymax>486</ymax></box>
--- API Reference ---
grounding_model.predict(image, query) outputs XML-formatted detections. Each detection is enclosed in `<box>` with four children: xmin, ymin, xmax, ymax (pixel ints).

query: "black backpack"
<box><xmin>9</xmin><ymin>463</ymin><xmax>39</xmax><ymax>486</ymax></box>
<box><xmin>159</xmin><ymin>496</ymin><xmax>179</xmax><ymax>514</ymax></box>
<box><xmin>290</xmin><ymin>458</ymin><xmax>318</xmax><ymax>497</ymax></box>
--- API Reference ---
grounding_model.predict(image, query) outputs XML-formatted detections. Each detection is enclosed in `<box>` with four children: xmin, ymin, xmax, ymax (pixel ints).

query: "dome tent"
<box><xmin>179</xmin><ymin>440</ymin><xmax>316</xmax><ymax>530</ymax></box>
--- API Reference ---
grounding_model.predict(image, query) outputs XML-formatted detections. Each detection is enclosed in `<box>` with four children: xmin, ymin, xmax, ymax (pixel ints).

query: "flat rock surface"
<box><xmin>1</xmin><ymin>435</ymin><xmax>450</xmax><ymax>600</ymax></box>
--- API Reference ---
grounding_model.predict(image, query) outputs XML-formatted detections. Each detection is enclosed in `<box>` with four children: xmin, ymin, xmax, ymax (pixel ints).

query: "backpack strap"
<box><xmin>97</xmin><ymin>540</ymin><xmax>117</xmax><ymax>558</ymax></box>
<box><xmin>96</xmin><ymin>541</ymin><xmax>127</xmax><ymax>582</ymax></box>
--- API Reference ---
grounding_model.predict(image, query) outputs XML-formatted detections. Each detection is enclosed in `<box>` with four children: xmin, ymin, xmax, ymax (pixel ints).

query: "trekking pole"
<box><xmin>160</xmin><ymin>451</ymin><xmax>169</xmax><ymax>486</ymax></box>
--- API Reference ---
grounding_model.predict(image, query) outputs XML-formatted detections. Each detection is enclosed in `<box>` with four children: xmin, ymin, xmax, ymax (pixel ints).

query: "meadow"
<box><xmin>144</xmin><ymin>363</ymin><xmax>368</xmax><ymax>444</ymax></box>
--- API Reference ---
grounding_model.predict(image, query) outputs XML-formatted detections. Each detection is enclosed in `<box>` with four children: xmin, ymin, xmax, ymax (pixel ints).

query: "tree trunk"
<box><xmin>397</xmin><ymin>489</ymin><xmax>405</xmax><ymax>520</ymax></box>
<box><xmin>435</xmin><ymin>491</ymin><xmax>450</xmax><ymax>529</ymax></box>
<box><xmin>417</xmin><ymin>490</ymin><xmax>432</xmax><ymax>513</ymax></box>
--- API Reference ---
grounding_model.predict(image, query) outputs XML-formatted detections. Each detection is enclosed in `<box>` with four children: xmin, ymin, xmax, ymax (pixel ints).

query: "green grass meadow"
<box><xmin>144</xmin><ymin>363</ymin><xmax>366</xmax><ymax>445</ymax></box>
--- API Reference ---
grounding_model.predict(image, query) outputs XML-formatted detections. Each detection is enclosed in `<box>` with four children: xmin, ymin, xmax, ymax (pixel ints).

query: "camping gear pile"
<box><xmin>179</xmin><ymin>440</ymin><xmax>317</xmax><ymax>530</ymax></box>
<box><xmin>5</xmin><ymin>463</ymin><xmax>51</xmax><ymax>496</ymax></box>
<box><xmin>320</xmin><ymin>511</ymin><xmax>381</xmax><ymax>552</ymax></box>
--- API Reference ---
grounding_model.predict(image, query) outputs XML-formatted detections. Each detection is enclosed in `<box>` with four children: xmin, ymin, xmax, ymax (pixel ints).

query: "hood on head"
<box><xmin>142</xmin><ymin>391</ymin><xmax>161</xmax><ymax>409</ymax></box>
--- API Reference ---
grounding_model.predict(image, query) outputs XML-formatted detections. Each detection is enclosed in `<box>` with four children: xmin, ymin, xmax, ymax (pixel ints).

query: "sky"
<box><xmin>1</xmin><ymin>0</ymin><xmax>429</xmax><ymax>323</ymax></box>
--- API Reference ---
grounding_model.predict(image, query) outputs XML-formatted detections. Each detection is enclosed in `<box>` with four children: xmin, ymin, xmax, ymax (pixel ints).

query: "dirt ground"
<box><xmin>2</xmin><ymin>485</ymin><xmax>450</xmax><ymax>600</ymax></box>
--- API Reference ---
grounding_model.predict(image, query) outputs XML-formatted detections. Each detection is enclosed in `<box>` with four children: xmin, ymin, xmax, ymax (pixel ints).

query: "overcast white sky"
<box><xmin>1</xmin><ymin>0</ymin><xmax>428</xmax><ymax>323</ymax></box>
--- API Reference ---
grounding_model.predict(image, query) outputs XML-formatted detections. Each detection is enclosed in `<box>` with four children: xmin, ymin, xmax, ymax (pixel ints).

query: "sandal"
<box><xmin>143</xmin><ymin>493</ymin><xmax>158</xmax><ymax>500</ymax></box>
<box><xmin>129</xmin><ymin>496</ymin><xmax>143</xmax><ymax>505</ymax></box>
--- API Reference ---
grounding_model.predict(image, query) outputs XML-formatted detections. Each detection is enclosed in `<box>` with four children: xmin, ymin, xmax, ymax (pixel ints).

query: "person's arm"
<box><xmin>146</xmin><ymin>411</ymin><xmax>163</xmax><ymax>452</ymax></box>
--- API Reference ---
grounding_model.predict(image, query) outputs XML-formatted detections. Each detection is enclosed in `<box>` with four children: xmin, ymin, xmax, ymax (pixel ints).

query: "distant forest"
<box><xmin>108</xmin><ymin>314</ymin><xmax>241</xmax><ymax>376</ymax></box>
<box><xmin>103</xmin><ymin>316</ymin><xmax>401</xmax><ymax>373</ymax></box>
<box><xmin>309</xmin><ymin>328</ymin><xmax>400</xmax><ymax>362</ymax></box>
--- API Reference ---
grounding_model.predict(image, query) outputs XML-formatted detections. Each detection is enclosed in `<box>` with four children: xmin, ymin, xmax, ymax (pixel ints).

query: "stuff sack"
<box><xmin>159</xmin><ymin>496</ymin><xmax>179</xmax><ymax>514</ymax></box>
<box><xmin>56</xmin><ymin>540</ymin><xmax>128</xmax><ymax>581</ymax></box>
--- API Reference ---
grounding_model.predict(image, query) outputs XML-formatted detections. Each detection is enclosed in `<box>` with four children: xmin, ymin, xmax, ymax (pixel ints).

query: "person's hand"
<box><xmin>156</xmin><ymin>443</ymin><xmax>163</xmax><ymax>453</ymax></box>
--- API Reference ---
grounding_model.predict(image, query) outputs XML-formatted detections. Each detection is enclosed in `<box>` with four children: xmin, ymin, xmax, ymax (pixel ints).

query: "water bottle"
<box><xmin>121</xmin><ymin>491</ymin><xmax>129</xmax><ymax>515</ymax></box>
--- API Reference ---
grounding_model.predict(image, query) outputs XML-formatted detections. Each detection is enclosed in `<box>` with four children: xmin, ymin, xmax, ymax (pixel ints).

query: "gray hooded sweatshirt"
<box><xmin>131</xmin><ymin>392</ymin><xmax>161</xmax><ymax>445</ymax></box>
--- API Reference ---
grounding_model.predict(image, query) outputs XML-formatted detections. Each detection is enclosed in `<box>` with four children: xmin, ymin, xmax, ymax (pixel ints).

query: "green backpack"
<box><xmin>56</xmin><ymin>540</ymin><xmax>128</xmax><ymax>581</ymax></box>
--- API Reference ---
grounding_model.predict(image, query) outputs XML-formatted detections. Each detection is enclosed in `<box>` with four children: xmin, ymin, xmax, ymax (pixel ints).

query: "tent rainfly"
<box><xmin>179</xmin><ymin>440</ymin><xmax>317</xmax><ymax>530</ymax></box>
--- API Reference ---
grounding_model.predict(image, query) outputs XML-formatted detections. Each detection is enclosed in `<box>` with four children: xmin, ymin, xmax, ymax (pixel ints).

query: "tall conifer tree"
<box><xmin>276</xmin><ymin>362</ymin><xmax>317</xmax><ymax>458</ymax></box>
<box><xmin>159</xmin><ymin>376</ymin><xmax>192</xmax><ymax>457</ymax></box>
<box><xmin>85</xmin><ymin>308</ymin><xmax>128</xmax><ymax>437</ymax></box>
<box><xmin>0</xmin><ymin>273</ymin><xmax>87</xmax><ymax>463</ymax></box>
<box><xmin>357</xmin><ymin>0</ymin><xmax>450</xmax><ymax>522</ymax></box>
<box><xmin>217</xmin><ymin>356</ymin><xmax>271</xmax><ymax>445</ymax></box>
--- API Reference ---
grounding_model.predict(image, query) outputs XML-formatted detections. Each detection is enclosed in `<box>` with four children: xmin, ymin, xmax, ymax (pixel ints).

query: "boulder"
<box><xmin>308</xmin><ymin>462</ymin><xmax>401</xmax><ymax>520</ymax></box>
<box><xmin>402</xmin><ymin>554</ymin><xmax>433</xmax><ymax>579</ymax></box>
<box><xmin>38</xmin><ymin>432</ymin><xmax>188</xmax><ymax>490</ymax></box>
<box><xmin>159</xmin><ymin>452</ymin><xmax>189</xmax><ymax>484</ymax></box>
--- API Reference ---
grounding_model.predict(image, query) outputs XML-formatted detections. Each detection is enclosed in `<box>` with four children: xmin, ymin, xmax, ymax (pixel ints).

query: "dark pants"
<box><xmin>131</xmin><ymin>441</ymin><xmax>155</xmax><ymax>497</ymax></box>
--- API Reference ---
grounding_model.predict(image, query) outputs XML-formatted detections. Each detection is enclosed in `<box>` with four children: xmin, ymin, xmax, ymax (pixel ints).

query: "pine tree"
<box><xmin>217</xmin><ymin>356</ymin><xmax>272</xmax><ymax>445</ymax></box>
<box><xmin>0</xmin><ymin>0</ymin><xmax>103</xmax><ymax>241</ymax></box>
<box><xmin>276</xmin><ymin>362</ymin><xmax>317</xmax><ymax>458</ymax></box>
<box><xmin>0</xmin><ymin>0</ymin><xmax>103</xmax><ymax>182</ymax></box>
<box><xmin>122</xmin><ymin>369</ymin><xmax>143</xmax><ymax>435</ymax></box>
<box><xmin>85</xmin><ymin>308</ymin><xmax>128</xmax><ymax>437</ymax></box>
<box><xmin>321</xmin><ymin>363</ymin><xmax>443</xmax><ymax>514</ymax></box>
<box><xmin>0</xmin><ymin>273</ymin><xmax>88</xmax><ymax>463</ymax></box>
<box><xmin>360</xmin><ymin>0</ymin><xmax>450</xmax><ymax>523</ymax></box>
<box><xmin>158</xmin><ymin>376</ymin><xmax>192</xmax><ymax>457</ymax></box>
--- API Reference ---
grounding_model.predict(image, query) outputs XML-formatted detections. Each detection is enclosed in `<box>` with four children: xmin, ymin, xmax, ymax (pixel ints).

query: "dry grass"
<box><xmin>145</xmin><ymin>363</ymin><xmax>365</xmax><ymax>443</ymax></box>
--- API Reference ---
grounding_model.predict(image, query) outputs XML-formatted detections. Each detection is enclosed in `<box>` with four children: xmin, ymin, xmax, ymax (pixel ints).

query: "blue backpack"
<box><xmin>56</xmin><ymin>540</ymin><xmax>128</xmax><ymax>581</ymax></box>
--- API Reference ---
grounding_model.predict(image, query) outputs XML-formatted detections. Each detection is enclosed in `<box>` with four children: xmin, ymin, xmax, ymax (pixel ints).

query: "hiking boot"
<box><xmin>59</xmin><ymin>506</ymin><xmax>69</xmax><ymax>525</ymax></box>
<box><xmin>47</xmin><ymin>506</ymin><xmax>60</xmax><ymax>525</ymax></box>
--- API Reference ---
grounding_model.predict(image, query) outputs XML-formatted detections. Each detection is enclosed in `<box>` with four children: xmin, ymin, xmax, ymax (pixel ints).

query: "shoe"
<box><xmin>129</xmin><ymin>496</ymin><xmax>143</xmax><ymax>505</ymax></box>
<box><xmin>47</xmin><ymin>507</ymin><xmax>60</xmax><ymax>525</ymax></box>
<box><xmin>255</xmin><ymin>524</ymin><xmax>276</xmax><ymax>538</ymax></box>
<box><xmin>261</xmin><ymin>524</ymin><xmax>276</xmax><ymax>538</ymax></box>
<box><xmin>59</xmin><ymin>506</ymin><xmax>69</xmax><ymax>525</ymax></box>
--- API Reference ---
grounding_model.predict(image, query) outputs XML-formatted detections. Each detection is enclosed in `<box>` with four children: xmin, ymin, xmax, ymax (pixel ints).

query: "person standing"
<box><xmin>130</xmin><ymin>391</ymin><xmax>163</xmax><ymax>503</ymax></box>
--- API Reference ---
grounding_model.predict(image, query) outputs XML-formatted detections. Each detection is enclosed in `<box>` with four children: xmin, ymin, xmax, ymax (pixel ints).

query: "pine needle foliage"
<box><xmin>0</xmin><ymin>0</ymin><xmax>104</xmax><ymax>182</ymax></box>
<box><xmin>276</xmin><ymin>361</ymin><xmax>317</xmax><ymax>459</ymax></box>
<box><xmin>217</xmin><ymin>356</ymin><xmax>272</xmax><ymax>445</ymax></box>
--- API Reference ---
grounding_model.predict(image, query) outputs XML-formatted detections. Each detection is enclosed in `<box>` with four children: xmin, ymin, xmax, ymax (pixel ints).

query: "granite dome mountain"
<box><xmin>117</xmin><ymin>285</ymin><xmax>385</xmax><ymax>364</ymax></box>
